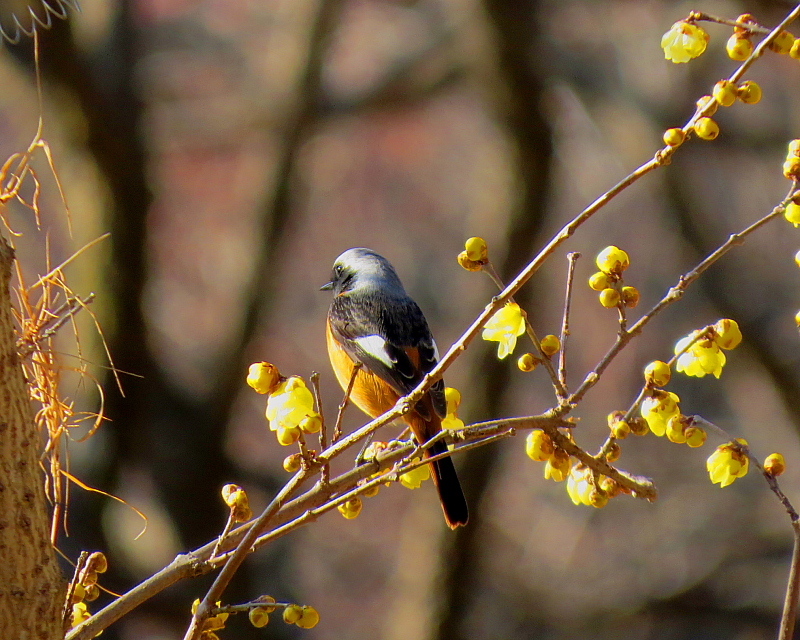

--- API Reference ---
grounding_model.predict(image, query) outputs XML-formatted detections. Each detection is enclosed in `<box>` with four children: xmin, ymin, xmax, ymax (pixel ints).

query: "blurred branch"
<box><xmin>0</xmin><ymin>0</ymin><xmax>78</xmax><ymax>45</ymax></box>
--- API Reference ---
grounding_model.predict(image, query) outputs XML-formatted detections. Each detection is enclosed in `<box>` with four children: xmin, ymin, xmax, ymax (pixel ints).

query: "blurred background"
<box><xmin>3</xmin><ymin>0</ymin><xmax>800</xmax><ymax>638</ymax></box>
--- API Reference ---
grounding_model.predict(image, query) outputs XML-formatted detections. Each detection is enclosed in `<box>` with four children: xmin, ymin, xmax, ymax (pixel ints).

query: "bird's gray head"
<box><xmin>321</xmin><ymin>248</ymin><xmax>406</xmax><ymax>296</ymax></box>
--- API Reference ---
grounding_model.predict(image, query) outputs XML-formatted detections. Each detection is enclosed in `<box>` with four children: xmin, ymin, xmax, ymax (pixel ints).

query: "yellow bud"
<box><xmin>71</xmin><ymin>584</ymin><xmax>86</xmax><ymax>604</ymax></box>
<box><xmin>599</xmin><ymin>475</ymin><xmax>623</xmax><ymax>497</ymax></box>
<box><xmin>644</xmin><ymin>360</ymin><xmax>671</xmax><ymax>387</ymax></box>
<box><xmin>713</xmin><ymin>80</ymin><xmax>737</xmax><ymax>107</ymax></box>
<box><xmin>629</xmin><ymin>416</ymin><xmax>650</xmax><ymax>436</ymax></box>
<box><xmin>684</xmin><ymin>426</ymin><xmax>707</xmax><ymax>448</ymax></box>
<box><xmin>694</xmin><ymin>117</ymin><xmax>719</xmax><ymax>141</ymax></box>
<box><xmin>596</xmin><ymin>246</ymin><xmax>630</xmax><ymax>274</ymax></box>
<box><xmin>221</xmin><ymin>484</ymin><xmax>243</xmax><ymax>507</ymax></box>
<box><xmin>283</xmin><ymin>604</ymin><xmax>303</xmax><ymax>625</ymax></box>
<box><xmin>764</xmin><ymin>453</ymin><xmax>786</xmax><ymax>476</ymax></box>
<box><xmin>249</xmin><ymin>607</ymin><xmax>270</xmax><ymax>628</ymax></box>
<box><xmin>464</xmin><ymin>237</ymin><xmax>488</xmax><ymax>262</ymax></box>
<box><xmin>734</xmin><ymin>14</ymin><xmax>756</xmax><ymax>36</ymax></box>
<box><xmin>621</xmin><ymin>286</ymin><xmax>640</xmax><ymax>308</ymax></box>
<box><xmin>611</xmin><ymin>419</ymin><xmax>630</xmax><ymax>440</ymax></box>
<box><xmin>713</xmin><ymin>319</ymin><xmax>742</xmax><ymax>350</ymax></box>
<box><xmin>736</xmin><ymin>80</ymin><xmax>762</xmax><ymax>105</ymax></box>
<box><xmin>726</xmin><ymin>34</ymin><xmax>753</xmax><ymax>60</ymax></box>
<box><xmin>666</xmin><ymin>415</ymin><xmax>688</xmax><ymax>444</ymax></box>
<box><xmin>588</xmin><ymin>271</ymin><xmax>612</xmax><ymax>291</ymax></box>
<box><xmin>445</xmin><ymin>387</ymin><xmax>462</xmax><ymax>413</ymax></box>
<box><xmin>590</xmin><ymin>491</ymin><xmax>609</xmax><ymax>508</ymax></box>
<box><xmin>795</xmin><ymin>310</ymin><xmax>800</xmax><ymax>327</ymax></box>
<box><xmin>605</xmin><ymin>442</ymin><xmax>621</xmax><ymax>463</ymax></box>
<box><xmin>191</xmin><ymin>599</ymin><xmax>201</xmax><ymax>615</ymax></box>
<box><xmin>769</xmin><ymin>30</ymin><xmax>795</xmax><ymax>54</ymax></box>
<box><xmin>299</xmin><ymin>414</ymin><xmax>322</xmax><ymax>434</ymax></box>
<box><xmin>544</xmin><ymin>448</ymin><xmax>571</xmax><ymax>482</ymax></box>
<box><xmin>795</xmin><ymin>249</ymin><xmax>800</xmax><ymax>268</ymax></box>
<box><xmin>789</xmin><ymin>140</ymin><xmax>800</xmax><ymax>156</ymax></box>
<box><xmin>696</xmin><ymin>95</ymin><xmax>718</xmax><ymax>117</ymax></box>
<box><xmin>663</xmin><ymin>128</ymin><xmax>685</xmax><ymax>147</ymax></box>
<box><xmin>296</xmin><ymin>606</ymin><xmax>320</xmax><ymax>629</ymax></box>
<box><xmin>784</xmin><ymin>158</ymin><xmax>800</xmax><ymax>181</ymax></box>
<box><xmin>338</xmin><ymin>497</ymin><xmax>363</xmax><ymax>519</ymax></box>
<box><xmin>790</xmin><ymin>38</ymin><xmax>800</xmax><ymax>60</ymax></box>
<box><xmin>525</xmin><ymin>429</ymin><xmax>554</xmax><ymax>462</ymax></box>
<box><xmin>599</xmin><ymin>288</ymin><xmax>621</xmax><ymax>308</ymax></box>
<box><xmin>540</xmin><ymin>334</ymin><xmax>561</xmax><ymax>356</ymax></box>
<box><xmin>517</xmin><ymin>352</ymin><xmax>538</xmax><ymax>372</ymax></box>
<box><xmin>457</xmin><ymin>251</ymin><xmax>483</xmax><ymax>271</ymax></box>
<box><xmin>86</xmin><ymin>551</ymin><xmax>108</xmax><ymax>574</ymax></box>
<box><xmin>246</xmin><ymin>362</ymin><xmax>281</xmax><ymax>394</ymax></box>
<box><xmin>276</xmin><ymin>427</ymin><xmax>301</xmax><ymax>446</ymax></box>
<box><xmin>283</xmin><ymin>453</ymin><xmax>302</xmax><ymax>473</ymax></box>
<box><xmin>785</xmin><ymin>202</ymin><xmax>800</xmax><ymax>226</ymax></box>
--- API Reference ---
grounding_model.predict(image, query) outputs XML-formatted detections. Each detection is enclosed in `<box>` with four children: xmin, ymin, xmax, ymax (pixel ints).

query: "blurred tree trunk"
<box><xmin>0</xmin><ymin>237</ymin><xmax>64</xmax><ymax>639</ymax></box>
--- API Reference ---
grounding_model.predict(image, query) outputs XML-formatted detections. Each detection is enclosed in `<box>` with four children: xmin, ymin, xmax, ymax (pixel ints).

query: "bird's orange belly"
<box><xmin>326</xmin><ymin>321</ymin><xmax>399</xmax><ymax>419</ymax></box>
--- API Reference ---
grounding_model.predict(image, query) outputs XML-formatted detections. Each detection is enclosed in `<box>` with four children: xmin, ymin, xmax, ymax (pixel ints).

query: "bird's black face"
<box><xmin>320</xmin><ymin>262</ymin><xmax>356</xmax><ymax>295</ymax></box>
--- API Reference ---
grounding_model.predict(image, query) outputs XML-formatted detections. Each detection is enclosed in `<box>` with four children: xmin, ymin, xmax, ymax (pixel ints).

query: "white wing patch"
<box><xmin>354</xmin><ymin>335</ymin><xmax>395</xmax><ymax>368</ymax></box>
<box><xmin>432</xmin><ymin>340</ymin><xmax>440</xmax><ymax>361</ymax></box>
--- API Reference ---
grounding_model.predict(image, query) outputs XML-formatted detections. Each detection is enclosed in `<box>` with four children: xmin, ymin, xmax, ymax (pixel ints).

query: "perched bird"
<box><xmin>322</xmin><ymin>248</ymin><xmax>468</xmax><ymax>528</ymax></box>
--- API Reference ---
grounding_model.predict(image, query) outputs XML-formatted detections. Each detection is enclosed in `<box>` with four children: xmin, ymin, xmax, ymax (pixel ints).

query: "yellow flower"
<box><xmin>338</xmin><ymin>497</ymin><xmax>363</xmax><ymax>519</ymax></box>
<box><xmin>661</xmin><ymin>21</ymin><xmax>709</xmax><ymax>63</ymax></box>
<box><xmin>566</xmin><ymin>466</ymin><xmax>593</xmax><ymax>505</ymax></box>
<box><xmin>482</xmin><ymin>302</ymin><xmax>526</xmax><ymax>359</ymax></box>
<box><xmin>640</xmin><ymin>391</ymin><xmax>680</xmax><ymax>436</ymax></box>
<box><xmin>442</xmin><ymin>414</ymin><xmax>464</xmax><ymax>430</ymax></box>
<box><xmin>265</xmin><ymin>377</ymin><xmax>315</xmax><ymax>431</ymax></box>
<box><xmin>464</xmin><ymin>237</ymin><xmax>488</xmax><ymax>262</ymax></box>
<box><xmin>246</xmin><ymin>361</ymin><xmax>281</xmax><ymax>394</ymax></box>
<box><xmin>400</xmin><ymin>462</ymin><xmax>431</xmax><ymax>489</ymax></box>
<box><xmin>525</xmin><ymin>429</ymin><xmax>554</xmax><ymax>462</ymax></box>
<box><xmin>644</xmin><ymin>360</ymin><xmax>671</xmax><ymax>387</ymax></box>
<box><xmin>707</xmin><ymin>439</ymin><xmax>749</xmax><ymax>487</ymax></box>
<box><xmin>713</xmin><ymin>319</ymin><xmax>742</xmax><ymax>350</ymax></box>
<box><xmin>764</xmin><ymin>453</ymin><xmax>786</xmax><ymax>477</ymax></box>
<box><xmin>595</xmin><ymin>246</ymin><xmax>630</xmax><ymax>274</ymax></box>
<box><xmin>296</xmin><ymin>606</ymin><xmax>320</xmax><ymax>629</ymax></box>
<box><xmin>675</xmin><ymin>332</ymin><xmax>726</xmax><ymax>378</ymax></box>
<box><xmin>544</xmin><ymin>449</ymin><xmax>571</xmax><ymax>482</ymax></box>
<box><xmin>442</xmin><ymin>387</ymin><xmax>465</xmax><ymax>429</ymax></box>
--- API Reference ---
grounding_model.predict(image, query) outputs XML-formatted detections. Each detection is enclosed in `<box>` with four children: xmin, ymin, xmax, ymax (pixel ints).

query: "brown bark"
<box><xmin>0</xmin><ymin>236</ymin><xmax>64</xmax><ymax>639</ymax></box>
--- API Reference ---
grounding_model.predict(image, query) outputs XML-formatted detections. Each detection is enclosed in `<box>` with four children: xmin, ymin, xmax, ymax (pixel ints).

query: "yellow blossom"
<box><xmin>764</xmin><ymin>453</ymin><xmax>786</xmax><ymax>476</ymax></box>
<box><xmin>713</xmin><ymin>319</ymin><xmax>742</xmax><ymax>350</ymax></box>
<box><xmin>707</xmin><ymin>439</ymin><xmax>749</xmax><ymax>487</ymax></box>
<box><xmin>296</xmin><ymin>606</ymin><xmax>320</xmax><ymax>629</ymax></box>
<box><xmin>661</xmin><ymin>21</ymin><xmax>709</xmax><ymax>63</ymax></box>
<box><xmin>595</xmin><ymin>246</ymin><xmax>630</xmax><ymax>274</ymax></box>
<box><xmin>640</xmin><ymin>391</ymin><xmax>681</xmax><ymax>436</ymax></box>
<box><xmin>442</xmin><ymin>387</ymin><xmax>465</xmax><ymax>429</ymax></box>
<box><xmin>785</xmin><ymin>202</ymin><xmax>800</xmax><ymax>227</ymax></box>
<box><xmin>283</xmin><ymin>605</ymin><xmax>303</xmax><ymax>624</ymax></box>
<box><xmin>644</xmin><ymin>360</ymin><xmax>671</xmax><ymax>387</ymax></box>
<box><xmin>338</xmin><ymin>497</ymin><xmax>363</xmax><ymax>519</ymax></box>
<box><xmin>400</xmin><ymin>462</ymin><xmax>431</xmax><ymax>489</ymax></box>
<box><xmin>566</xmin><ymin>466</ymin><xmax>593</xmax><ymax>505</ymax></box>
<box><xmin>265</xmin><ymin>377</ymin><xmax>315</xmax><ymax>432</ymax></box>
<box><xmin>442</xmin><ymin>414</ymin><xmax>464</xmax><ymax>430</ymax></box>
<box><xmin>246</xmin><ymin>361</ymin><xmax>281</xmax><ymax>394</ymax></box>
<box><xmin>675</xmin><ymin>332</ymin><xmax>726</xmax><ymax>378</ymax></box>
<box><xmin>525</xmin><ymin>429</ymin><xmax>554</xmax><ymax>462</ymax></box>
<box><xmin>465</xmin><ymin>237</ymin><xmax>489</xmax><ymax>262</ymax></box>
<box><xmin>544</xmin><ymin>449</ymin><xmax>571</xmax><ymax>482</ymax></box>
<box><xmin>482</xmin><ymin>302</ymin><xmax>526</xmax><ymax>359</ymax></box>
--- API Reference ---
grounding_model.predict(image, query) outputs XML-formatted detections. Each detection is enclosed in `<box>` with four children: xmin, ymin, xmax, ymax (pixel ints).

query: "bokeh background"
<box><xmin>3</xmin><ymin>0</ymin><xmax>800</xmax><ymax>638</ymax></box>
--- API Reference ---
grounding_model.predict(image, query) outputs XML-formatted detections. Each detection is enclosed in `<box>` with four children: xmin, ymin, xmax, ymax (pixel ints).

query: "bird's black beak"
<box><xmin>320</xmin><ymin>281</ymin><xmax>334</xmax><ymax>291</ymax></box>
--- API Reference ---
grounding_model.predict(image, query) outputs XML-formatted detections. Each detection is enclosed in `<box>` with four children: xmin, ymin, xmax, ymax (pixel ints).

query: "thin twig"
<box><xmin>183</xmin><ymin>470</ymin><xmax>308</xmax><ymax>640</ymax></box>
<box><xmin>333</xmin><ymin>362</ymin><xmax>361</xmax><ymax>443</ymax></box>
<box><xmin>568</xmin><ymin>187</ymin><xmax>797</xmax><ymax>407</ymax></box>
<box><xmin>688</xmin><ymin>11</ymin><xmax>772</xmax><ymax>35</ymax></box>
<box><xmin>483</xmin><ymin>261</ymin><xmax>568</xmax><ymax>399</ymax></box>
<box><xmin>558</xmin><ymin>253</ymin><xmax>579</xmax><ymax>394</ymax></box>
<box><xmin>309</xmin><ymin>372</ymin><xmax>329</xmax><ymax>483</ymax></box>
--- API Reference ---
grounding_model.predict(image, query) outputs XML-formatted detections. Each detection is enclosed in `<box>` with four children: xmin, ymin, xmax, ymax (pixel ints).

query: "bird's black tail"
<box><xmin>427</xmin><ymin>439</ymin><xmax>469</xmax><ymax>529</ymax></box>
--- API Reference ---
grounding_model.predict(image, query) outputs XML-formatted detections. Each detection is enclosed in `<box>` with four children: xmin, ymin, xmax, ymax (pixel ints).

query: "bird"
<box><xmin>322</xmin><ymin>248</ymin><xmax>468</xmax><ymax>529</ymax></box>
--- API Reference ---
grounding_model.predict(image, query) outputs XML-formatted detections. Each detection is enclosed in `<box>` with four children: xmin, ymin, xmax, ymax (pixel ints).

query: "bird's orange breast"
<box><xmin>326</xmin><ymin>320</ymin><xmax>400</xmax><ymax>419</ymax></box>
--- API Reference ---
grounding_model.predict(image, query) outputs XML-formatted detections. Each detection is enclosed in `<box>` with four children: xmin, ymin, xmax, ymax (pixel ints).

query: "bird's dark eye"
<box><xmin>334</xmin><ymin>265</ymin><xmax>343</xmax><ymax>276</ymax></box>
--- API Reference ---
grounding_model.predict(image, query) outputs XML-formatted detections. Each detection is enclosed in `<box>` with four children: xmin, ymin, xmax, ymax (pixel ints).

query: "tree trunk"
<box><xmin>0</xmin><ymin>236</ymin><xmax>64</xmax><ymax>639</ymax></box>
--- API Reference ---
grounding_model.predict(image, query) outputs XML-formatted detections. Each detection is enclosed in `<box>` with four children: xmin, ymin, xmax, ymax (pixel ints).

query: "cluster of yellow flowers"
<box><xmin>589</xmin><ymin>245</ymin><xmax>639</xmax><ymax>309</ymax></box>
<box><xmin>659</xmin><ymin>15</ymin><xmax>779</xmax><ymax>146</ymax></box>
<box><xmin>674</xmin><ymin>319</ymin><xmax>742</xmax><ymax>379</ymax></box>
<box><xmin>662</xmin><ymin>14</ymin><xmax>800</xmax><ymax>64</ymax></box>
<box><xmin>195</xmin><ymin>596</ymin><xmax>320</xmax><ymax>635</ymax></box>
<box><xmin>247</xmin><ymin>362</ymin><xmax>322</xmax><ymax>447</ymax></box>
<box><xmin>68</xmin><ymin>551</ymin><xmax>108</xmax><ymax>630</ymax></box>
